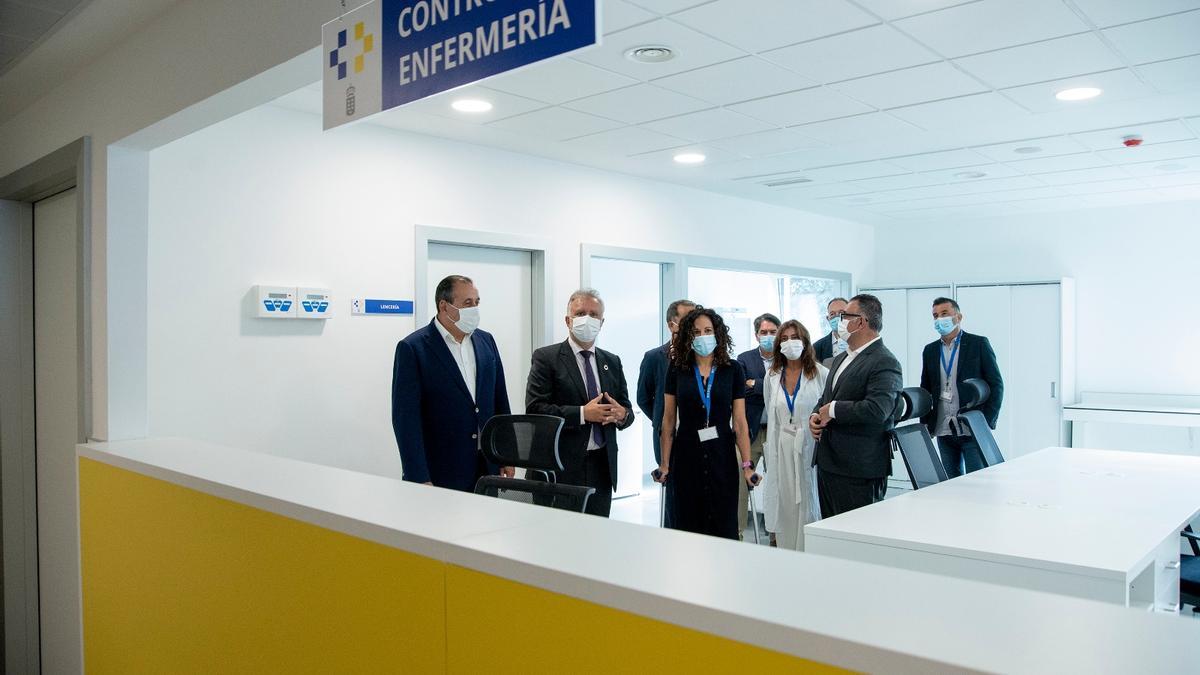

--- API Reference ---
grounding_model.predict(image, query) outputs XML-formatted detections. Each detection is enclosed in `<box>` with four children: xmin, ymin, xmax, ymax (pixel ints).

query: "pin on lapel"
<box><xmin>603</xmin><ymin>364</ymin><xmax>609</xmax><ymax>371</ymax></box>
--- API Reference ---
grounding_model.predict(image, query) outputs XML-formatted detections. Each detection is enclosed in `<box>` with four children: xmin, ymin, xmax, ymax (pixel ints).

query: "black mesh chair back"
<box><xmin>479</xmin><ymin>414</ymin><xmax>564</xmax><ymax>472</ymax></box>
<box><xmin>958</xmin><ymin>378</ymin><xmax>991</xmax><ymax>409</ymax></box>
<box><xmin>956</xmin><ymin>378</ymin><xmax>1005</xmax><ymax>467</ymax></box>
<box><xmin>1182</xmin><ymin>526</ymin><xmax>1200</xmax><ymax>613</ymax></box>
<box><xmin>894</xmin><ymin>425</ymin><xmax>949</xmax><ymax>490</ymax></box>
<box><xmin>473</xmin><ymin>476</ymin><xmax>594</xmax><ymax>514</ymax></box>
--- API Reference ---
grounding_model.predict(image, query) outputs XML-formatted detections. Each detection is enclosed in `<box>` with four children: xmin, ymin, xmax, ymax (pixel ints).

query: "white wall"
<box><xmin>147</xmin><ymin>104</ymin><xmax>875</xmax><ymax>477</ymax></box>
<box><xmin>870</xmin><ymin>201</ymin><xmax>1200</xmax><ymax>397</ymax></box>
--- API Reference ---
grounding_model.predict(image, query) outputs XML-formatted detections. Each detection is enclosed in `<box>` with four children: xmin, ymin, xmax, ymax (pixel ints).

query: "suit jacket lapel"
<box><xmin>595</xmin><ymin>349</ymin><xmax>616</xmax><ymax>396</ymax></box>
<box><xmin>824</xmin><ymin>351</ymin><xmax>848</xmax><ymax>402</ymax></box>
<box><xmin>423</xmin><ymin>321</ymin><xmax>474</xmax><ymax>401</ymax></box>
<box><xmin>559</xmin><ymin>341</ymin><xmax>589</xmax><ymax>402</ymax></box>
<box><xmin>472</xmin><ymin>332</ymin><xmax>491</xmax><ymax>396</ymax></box>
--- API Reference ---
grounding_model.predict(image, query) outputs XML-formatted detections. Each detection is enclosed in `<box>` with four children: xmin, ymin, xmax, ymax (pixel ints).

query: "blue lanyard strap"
<box><xmin>940</xmin><ymin>334</ymin><xmax>961</xmax><ymax>379</ymax></box>
<box><xmin>693</xmin><ymin>365</ymin><xmax>715</xmax><ymax>426</ymax></box>
<box><xmin>781</xmin><ymin>372</ymin><xmax>802</xmax><ymax>418</ymax></box>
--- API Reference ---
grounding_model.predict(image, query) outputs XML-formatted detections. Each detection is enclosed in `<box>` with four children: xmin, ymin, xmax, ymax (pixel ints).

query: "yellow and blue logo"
<box><xmin>328</xmin><ymin>21</ymin><xmax>374</xmax><ymax>80</ymax></box>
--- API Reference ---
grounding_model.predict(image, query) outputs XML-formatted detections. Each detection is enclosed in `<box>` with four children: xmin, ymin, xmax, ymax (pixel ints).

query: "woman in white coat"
<box><xmin>762</xmin><ymin>319</ymin><xmax>827</xmax><ymax>551</ymax></box>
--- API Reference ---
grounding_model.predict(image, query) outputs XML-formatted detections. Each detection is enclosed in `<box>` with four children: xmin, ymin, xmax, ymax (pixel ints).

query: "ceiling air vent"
<box><xmin>760</xmin><ymin>177</ymin><xmax>813</xmax><ymax>188</ymax></box>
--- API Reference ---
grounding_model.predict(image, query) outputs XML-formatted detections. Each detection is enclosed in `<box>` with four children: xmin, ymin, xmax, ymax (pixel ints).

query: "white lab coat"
<box><xmin>762</xmin><ymin>363</ymin><xmax>827</xmax><ymax>550</ymax></box>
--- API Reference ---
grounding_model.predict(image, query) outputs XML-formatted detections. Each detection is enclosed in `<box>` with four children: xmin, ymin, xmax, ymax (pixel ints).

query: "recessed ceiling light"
<box><xmin>1055</xmin><ymin>87</ymin><xmax>1102</xmax><ymax>101</ymax></box>
<box><xmin>625</xmin><ymin>45</ymin><xmax>675</xmax><ymax>63</ymax></box>
<box><xmin>673</xmin><ymin>152</ymin><xmax>706</xmax><ymax>165</ymax></box>
<box><xmin>761</xmin><ymin>177</ymin><xmax>812</xmax><ymax>187</ymax></box>
<box><xmin>1156</xmin><ymin>163</ymin><xmax>1187</xmax><ymax>172</ymax></box>
<box><xmin>451</xmin><ymin>98</ymin><xmax>493</xmax><ymax>113</ymax></box>
<box><xmin>1013</xmin><ymin>146</ymin><xmax>1042</xmax><ymax>154</ymax></box>
<box><xmin>955</xmin><ymin>171</ymin><xmax>987</xmax><ymax>179</ymax></box>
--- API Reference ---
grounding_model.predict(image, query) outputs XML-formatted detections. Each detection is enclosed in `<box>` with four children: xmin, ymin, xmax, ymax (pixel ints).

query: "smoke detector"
<box><xmin>625</xmin><ymin>46</ymin><xmax>675</xmax><ymax>63</ymax></box>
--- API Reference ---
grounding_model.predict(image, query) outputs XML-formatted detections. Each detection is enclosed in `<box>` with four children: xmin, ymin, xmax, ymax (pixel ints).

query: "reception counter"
<box><xmin>78</xmin><ymin>438</ymin><xmax>1200</xmax><ymax>673</ymax></box>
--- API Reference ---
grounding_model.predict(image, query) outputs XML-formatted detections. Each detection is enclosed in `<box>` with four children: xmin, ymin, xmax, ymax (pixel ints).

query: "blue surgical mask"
<box><xmin>934</xmin><ymin>316</ymin><xmax>957</xmax><ymax>336</ymax></box>
<box><xmin>693</xmin><ymin>334</ymin><xmax>717</xmax><ymax>357</ymax></box>
<box><xmin>828</xmin><ymin>316</ymin><xmax>840</xmax><ymax>334</ymax></box>
<box><xmin>758</xmin><ymin>335</ymin><xmax>775</xmax><ymax>352</ymax></box>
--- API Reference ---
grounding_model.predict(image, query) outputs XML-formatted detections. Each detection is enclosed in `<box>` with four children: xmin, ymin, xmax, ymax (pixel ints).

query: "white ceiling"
<box><xmin>271</xmin><ymin>0</ymin><xmax>1200</xmax><ymax>223</ymax></box>
<box><xmin>0</xmin><ymin>0</ymin><xmax>86</xmax><ymax>73</ymax></box>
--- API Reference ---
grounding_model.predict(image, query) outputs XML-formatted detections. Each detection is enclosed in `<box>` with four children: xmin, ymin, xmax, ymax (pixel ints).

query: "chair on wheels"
<box><xmin>472</xmin><ymin>414</ymin><xmax>595</xmax><ymax>513</ymax></box>
<box><xmin>891</xmin><ymin>387</ymin><xmax>949</xmax><ymax>490</ymax></box>
<box><xmin>1181</xmin><ymin>525</ymin><xmax>1200</xmax><ymax>614</ymax></box>
<box><xmin>955</xmin><ymin>378</ymin><xmax>1004</xmax><ymax>467</ymax></box>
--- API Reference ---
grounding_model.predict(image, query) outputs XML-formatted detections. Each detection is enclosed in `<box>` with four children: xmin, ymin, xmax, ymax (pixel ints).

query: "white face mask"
<box><xmin>780</xmin><ymin>340</ymin><xmax>806</xmax><ymax>361</ymax></box>
<box><xmin>570</xmin><ymin>315</ymin><xmax>603</xmax><ymax>344</ymax></box>
<box><xmin>450</xmin><ymin>305</ymin><xmax>480</xmax><ymax>334</ymax></box>
<box><xmin>836</xmin><ymin>316</ymin><xmax>856</xmax><ymax>342</ymax></box>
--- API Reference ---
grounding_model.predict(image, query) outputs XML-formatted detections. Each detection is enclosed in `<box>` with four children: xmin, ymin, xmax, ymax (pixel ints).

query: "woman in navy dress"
<box><xmin>655</xmin><ymin>307</ymin><xmax>756</xmax><ymax>539</ymax></box>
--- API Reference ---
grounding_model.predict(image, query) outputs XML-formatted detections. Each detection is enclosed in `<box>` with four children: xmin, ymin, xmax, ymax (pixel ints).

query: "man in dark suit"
<box><xmin>526</xmin><ymin>289</ymin><xmax>635</xmax><ymax>517</ymax></box>
<box><xmin>919</xmin><ymin>297</ymin><xmax>1004</xmax><ymax>478</ymax></box>
<box><xmin>809</xmin><ymin>294</ymin><xmax>903</xmax><ymax>518</ymax></box>
<box><xmin>392</xmin><ymin>275</ymin><xmax>513</xmax><ymax>491</ymax></box>
<box><xmin>637</xmin><ymin>299</ymin><xmax>694</xmax><ymax>527</ymax></box>
<box><xmin>736</xmin><ymin>312</ymin><xmax>780</xmax><ymax>539</ymax></box>
<box><xmin>813</xmin><ymin>297</ymin><xmax>848</xmax><ymax>363</ymax></box>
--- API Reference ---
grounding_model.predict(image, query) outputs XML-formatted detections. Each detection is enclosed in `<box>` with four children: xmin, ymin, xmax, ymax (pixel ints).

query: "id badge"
<box><xmin>941</xmin><ymin>386</ymin><xmax>954</xmax><ymax>402</ymax></box>
<box><xmin>698</xmin><ymin>426</ymin><xmax>719</xmax><ymax>442</ymax></box>
<box><xmin>781</xmin><ymin>424</ymin><xmax>799</xmax><ymax>438</ymax></box>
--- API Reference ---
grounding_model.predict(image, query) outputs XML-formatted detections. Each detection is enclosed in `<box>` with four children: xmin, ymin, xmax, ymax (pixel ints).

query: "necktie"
<box><xmin>581</xmin><ymin>351</ymin><xmax>604</xmax><ymax>447</ymax></box>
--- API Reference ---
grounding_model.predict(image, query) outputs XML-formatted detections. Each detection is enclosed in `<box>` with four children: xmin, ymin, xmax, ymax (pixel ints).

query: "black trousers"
<box><xmin>817</xmin><ymin>469</ymin><xmax>887</xmax><ymax>519</ymax></box>
<box><xmin>559</xmin><ymin>449</ymin><xmax>613</xmax><ymax>517</ymax></box>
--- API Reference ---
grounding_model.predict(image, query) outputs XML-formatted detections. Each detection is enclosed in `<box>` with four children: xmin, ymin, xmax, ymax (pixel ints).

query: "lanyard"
<box><xmin>781</xmin><ymin>372</ymin><xmax>802</xmax><ymax>421</ymax></box>
<box><xmin>940</xmin><ymin>334</ymin><xmax>961</xmax><ymax>381</ymax></box>
<box><xmin>693</xmin><ymin>365</ymin><xmax>715</xmax><ymax>427</ymax></box>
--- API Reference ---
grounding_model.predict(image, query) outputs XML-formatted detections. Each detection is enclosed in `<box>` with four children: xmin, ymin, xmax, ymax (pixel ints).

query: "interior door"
<box><xmin>588</xmin><ymin>257</ymin><xmax>662</xmax><ymax>497</ymax></box>
<box><xmin>426</xmin><ymin>243</ymin><xmax>533</xmax><ymax>416</ymax></box>
<box><xmin>1009</xmin><ymin>284</ymin><xmax>1063</xmax><ymax>456</ymax></box>
<box><xmin>905</xmin><ymin>287</ymin><xmax>953</xmax><ymax>389</ymax></box>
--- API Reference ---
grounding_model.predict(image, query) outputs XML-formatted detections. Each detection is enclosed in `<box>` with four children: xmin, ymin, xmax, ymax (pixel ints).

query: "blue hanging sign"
<box><xmin>322</xmin><ymin>0</ymin><xmax>599</xmax><ymax>129</ymax></box>
<box><xmin>352</xmin><ymin>298</ymin><xmax>415</xmax><ymax>315</ymax></box>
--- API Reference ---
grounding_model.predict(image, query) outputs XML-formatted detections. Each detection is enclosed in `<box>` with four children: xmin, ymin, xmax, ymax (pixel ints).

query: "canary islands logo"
<box><xmin>328</xmin><ymin>21</ymin><xmax>374</xmax><ymax>80</ymax></box>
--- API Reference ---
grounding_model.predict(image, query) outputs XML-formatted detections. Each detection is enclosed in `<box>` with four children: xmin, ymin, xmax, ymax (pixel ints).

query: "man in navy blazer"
<box><xmin>392</xmin><ymin>275</ymin><xmax>512</xmax><ymax>491</ymax></box>
<box><xmin>919</xmin><ymin>297</ymin><xmax>1004</xmax><ymax>478</ymax></box>
<box><xmin>813</xmin><ymin>297</ymin><xmax>848</xmax><ymax>363</ymax></box>
<box><xmin>637</xmin><ymin>299</ymin><xmax>694</xmax><ymax>527</ymax></box>
<box><xmin>735</xmin><ymin>312</ymin><xmax>779</xmax><ymax>539</ymax></box>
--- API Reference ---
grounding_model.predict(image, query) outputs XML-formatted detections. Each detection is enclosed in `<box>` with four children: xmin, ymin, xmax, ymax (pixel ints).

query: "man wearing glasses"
<box><xmin>813</xmin><ymin>297</ymin><xmax>848</xmax><ymax>365</ymax></box>
<box><xmin>808</xmin><ymin>294</ymin><xmax>903</xmax><ymax>517</ymax></box>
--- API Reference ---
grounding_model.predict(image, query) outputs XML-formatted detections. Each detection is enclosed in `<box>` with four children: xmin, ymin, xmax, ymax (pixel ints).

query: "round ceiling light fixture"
<box><xmin>673</xmin><ymin>152</ymin><xmax>706</xmax><ymax>165</ymax></box>
<box><xmin>451</xmin><ymin>98</ymin><xmax>493</xmax><ymax>113</ymax></box>
<box><xmin>1013</xmin><ymin>146</ymin><xmax>1042</xmax><ymax>154</ymax></box>
<box><xmin>625</xmin><ymin>45</ymin><xmax>675</xmax><ymax>63</ymax></box>
<box><xmin>1055</xmin><ymin>86</ymin><xmax>1102</xmax><ymax>101</ymax></box>
<box><xmin>955</xmin><ymin>171</ymin><xmax>987</xmax><ymax>179</ymax></box>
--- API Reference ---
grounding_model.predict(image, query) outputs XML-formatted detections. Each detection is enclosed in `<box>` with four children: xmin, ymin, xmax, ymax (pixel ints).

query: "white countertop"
<box><xmin>80</xmin><ymin>439</ymin><xmax>1200</xmax><ymax>674</ymax></box>
<box><xmin>806</xmin><ymin>447</ymin><xmax>1200</xmax><ymax>581</ymax></box>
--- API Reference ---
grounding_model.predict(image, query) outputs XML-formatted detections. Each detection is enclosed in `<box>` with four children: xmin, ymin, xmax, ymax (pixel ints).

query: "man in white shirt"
<box><xmin>392</xmin><ymin>275</ymin><xmax>513</xmax><ymax>491</ymax></box>
<box><xmin>808</xmin><ymin>294</ymin><xmax>903</xmax><ymax>518</ymax></box>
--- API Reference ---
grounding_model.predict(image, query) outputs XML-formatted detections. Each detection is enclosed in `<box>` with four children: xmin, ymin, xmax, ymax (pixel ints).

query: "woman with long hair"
<box><xmin>762</xmin><ymin>319</ymin><xmax>827</xmax><ymax>550</ymax></box>
<box><xmin>654</xmin><ymin>307</ymin><xmax>756</xmax><ymax>539</ymax></box>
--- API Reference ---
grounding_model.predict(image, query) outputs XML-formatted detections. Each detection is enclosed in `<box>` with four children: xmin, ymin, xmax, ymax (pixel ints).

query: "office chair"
<box><xmin>1181</xmin><ymin>525</ymin><xmax>1200</xmax><ymax>614</ymax></box>
<box><xmin>473</xmin><ymin>414</ymin><xmax>595</xmax><ymax>514</ymax></box>
<box><xmin>955</xmin><ymin>378</ymin><xmax>1005</xmax><ymax>467</ymax></box>
<box><xmin>891</xmin><ymin>387</ymin><xmax>949</xmax><ymax>490</ymax></box>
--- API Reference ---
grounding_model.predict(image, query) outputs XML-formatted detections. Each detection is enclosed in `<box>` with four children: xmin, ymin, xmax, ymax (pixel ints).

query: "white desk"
<box><xmin>806</xmin><ymin>447</ymin><xmax>1200</xmax><ymax>612</ymax></box>
<box><xmin>79</xmin><ymin>439</ymin><xmax>1200</xmax><ymax>673</ymax></box>
<box><xmin>1065</xmin><ymin>393</ymin><xmax>1200</xmax><ymax>455</ymax></box>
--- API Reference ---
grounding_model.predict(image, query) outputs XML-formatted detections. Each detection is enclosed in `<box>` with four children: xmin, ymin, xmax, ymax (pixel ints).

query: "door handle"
<box><xmin>1050</xmin><ymin>382</ymin><xmax>1056</xmax><ymax>399</ymax></box>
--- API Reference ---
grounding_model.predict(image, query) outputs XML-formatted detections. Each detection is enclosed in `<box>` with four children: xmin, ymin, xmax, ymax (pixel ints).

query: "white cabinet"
<box><xmin>862</xmin><ymin>280</ymin><xmax>1075</xmax><ymax>466</ymax></box>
